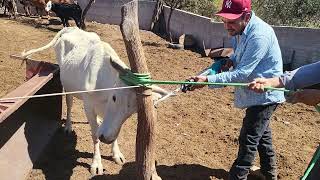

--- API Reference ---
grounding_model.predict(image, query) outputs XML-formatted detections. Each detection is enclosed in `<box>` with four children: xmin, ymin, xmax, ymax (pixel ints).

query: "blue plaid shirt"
<box><xmin>207</xmin><ymin>12</ymin><xmax>285</xmax><ymax>108</ymax></box>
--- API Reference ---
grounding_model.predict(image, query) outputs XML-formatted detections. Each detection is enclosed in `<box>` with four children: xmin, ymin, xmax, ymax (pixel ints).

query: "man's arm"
<box><xmin>190</xmin><ymin>36</ymin><xmax>269</xmax><ymax>90</ymax></box>
<box><xmin>248</xmin><ymin>77</ymin><xmax>284</xmax><ymax>93</ymax></box>
<box><xmin>248</xmin><ymin>61</ymin><xmax>320</xmax><ymax>107</ymax></box>
<box><xmin>249</xmin><ymin>61</ymin><xmax>320</xmax><ymax>92</ymax></box>
<box><xmin>207</xmin><ymin>36</ymin><xmax>269</xmax><ymax>84</ymax></box>
<box><xmin>280</xmin><ymin>61</ymin><xmax>320</xmax><ymax>90</ymax></box>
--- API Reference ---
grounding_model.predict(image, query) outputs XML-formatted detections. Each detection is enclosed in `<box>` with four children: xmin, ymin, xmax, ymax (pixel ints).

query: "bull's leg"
<box><xmin>24</xmin><ymin>6</ymin><xmax>29</xmax><ymax>16</ymax></box>
<box><xmin>64</xmin><ymin>94</ymin><xmax>73</xmax><ymax>133</ymax></box>
<box><xmin>111</xmin><ymin>139</ymin><xmax>126</xmax><ymax>165</ymax></box>
<box><xmin>59</xmin><ymin>17</ymin><xmax>65</xmax><ymax>27</ymax></box>
<box><xmin>35</xmin><ymin>7</ymin><xmax>40</xmax><ymax>17</ymax></box>
<box><xmin>26</xmin><ymin>6</ymin><xmax>31</xmax><ymax>17</ymax></box>
<box><xmin>4</xmin><ymin>5</ymin><xmax>7</xmax><ymax>15</ymax></box>
<box><xmin>84</xmin><ymin>103</ymin><xmax>104</xmax><ymax>175</ymax></box>
<box><xmin>9</xmin><ymin>7</ymin><xmax>14</xmax><ymax>18</ymax></box>
<box><xmin>65</xmin><ymin>19</ymin><xmax>70</xmax><ymax>27</ymax></box>
<box><xmin>46</xmin><ymin>10</ymin><xmax>50</xmax><ymax>20</ymax></box>
<box><xmin>73</xmin><ymin>16</ymin><xmax>81</xmax><ymax>28</ymax></box>
<box><xmin>40</xmin><ymin>8</ymin><xmax>46</xmax><ymax>19</ymax></box>
<box><xmin>61</xmin><ymin>18</ymin><xmax>67</xmax><ymax>27</ymax></box>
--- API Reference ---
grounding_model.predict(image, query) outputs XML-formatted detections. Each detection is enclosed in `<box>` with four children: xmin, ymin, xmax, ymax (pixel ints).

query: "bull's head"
<box><xmin>96</xmin><ymin>47</ymin><xmax>171</xmax><ymax>144</ymax></box>
<box><xmin>97</xmin><ymin>85</ymin><xmax>169</xmax><ymax>144</ymax></box>
<box><xmin>45</xmin><ymin>0</ymin><xmax>52</xmax><ymax>12</ymax></box>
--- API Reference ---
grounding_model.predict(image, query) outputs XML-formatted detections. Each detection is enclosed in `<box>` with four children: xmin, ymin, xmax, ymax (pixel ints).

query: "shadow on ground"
<box><xmin>31</xmin><ymin>127</ymin><xmax>79</xmax><ymax>180</ymax></box>
<box><xmin>90</xmin><ymin>162</ymin><xmax>229</xmax><ymax>180</ymax></box>
<box><xmin>33</xmin><ymin>128</ymin><xmax>229</xmax><ymax>180</ymax></box>
<box><xmin>32</xmin><ymin>126</ymin><xmax>264</xmax><ymax>180</ymax></box>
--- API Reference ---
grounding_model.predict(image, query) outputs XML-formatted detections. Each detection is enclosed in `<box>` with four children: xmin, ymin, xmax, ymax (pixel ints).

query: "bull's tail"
<box><xmin>21</xmin><ymin>27</ymin><xmax>76</xmax><ymax>58</ymax></box>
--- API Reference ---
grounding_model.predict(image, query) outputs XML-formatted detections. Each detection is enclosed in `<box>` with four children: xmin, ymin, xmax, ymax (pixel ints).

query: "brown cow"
<box><xmin>19</xmin><ymin>0</ymin><xmax>32</xmax><ymax>16</ymax></box>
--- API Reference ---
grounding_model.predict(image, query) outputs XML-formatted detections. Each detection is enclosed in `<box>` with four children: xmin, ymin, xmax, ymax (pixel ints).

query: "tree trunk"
<box><xmin>80</xmin><ymin>0</ymin><xmax>95</xmax><ymax>30</ymax></box>
<box><xmin>120</xmin><ymin>1</ymin><xmax>160</xmax><ymax>180</ymax></box>
<box><xmin>150</xmin><ymin>0</ymin><xmax>163</xmax><ymax>31</ymax></box>
<box><xmin>167</xmin><ymin>7</ymin><xmax>174</xmax><ymax>42</ymax></box>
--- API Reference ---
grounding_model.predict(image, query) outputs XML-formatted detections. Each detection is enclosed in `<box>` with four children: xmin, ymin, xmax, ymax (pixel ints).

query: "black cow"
<box><xmin>45</xmin><ymin>1</ymin><xmax>82</xmax><ymax>28</ymax></box>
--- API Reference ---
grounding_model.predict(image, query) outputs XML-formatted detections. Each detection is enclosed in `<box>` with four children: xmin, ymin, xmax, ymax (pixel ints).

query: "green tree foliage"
<box><xmin>163</xmin><ymin>0</ymin><xmax>187</xmax><ymax>10</ymax></box>
<box><xmin>252</xmin><ymin>0</ymin><xmax>320</xmax><ymax>28</ymax></box>
<box><xmin>182</xmin><ymin>0</ymin><xmax>217</xmax><ymax>17</ymax></box>
<box><xmin>163</xmin><ymin>0</ymin><xmax>219</xmax><ymax>18</ymax></box>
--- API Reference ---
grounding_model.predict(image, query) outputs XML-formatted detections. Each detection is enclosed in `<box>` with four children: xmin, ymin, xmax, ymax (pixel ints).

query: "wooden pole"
<box><xmin>120</xmin><ymin>1</ymin><xmax>161</xmax><ymax>180</ymax></box>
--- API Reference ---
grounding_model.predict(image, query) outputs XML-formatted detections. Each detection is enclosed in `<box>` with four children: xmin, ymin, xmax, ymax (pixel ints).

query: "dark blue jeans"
<box><xmin>229</xmin><ymin>104</ymin><xmax>278</xmax><ymax>180</ymax></box>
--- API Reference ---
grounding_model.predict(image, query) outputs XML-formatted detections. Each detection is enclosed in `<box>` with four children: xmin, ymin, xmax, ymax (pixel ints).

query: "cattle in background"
<box><xmin>19</xmin><ymin>0</ymin><xmax>32</xmax><ymax>16</ymax></box>
<box><xmin>45</xmin><ymin>0</ymin><xmax>82</xmax><ymax>28</ymax></box>
<box><xmin>18</xmin><ymin>0</ymin><xmax>75</xmax><ymax>17</ymax></box>
<box><xmin>21</xmin><ymin>27</ymin><xmax>169</xmax><ymax>175</ymax></box>
<box><xmin>18</xmin><ymin>0</ymin><xmax>48</xmax><ymax>17</ymax></box>
<box><xmin>21</xmin><ymin>0</ymin><xmax>48</xmax><ymax>17</ymax></box>
<box><xmin>1</xmin><ymin>0</ymin><xmax>17</xmax><ymax>18</ymax></box>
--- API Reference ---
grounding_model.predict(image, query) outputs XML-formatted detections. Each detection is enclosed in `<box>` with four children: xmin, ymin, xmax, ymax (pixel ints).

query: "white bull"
<box><xmin>21</xmin><ymin>27</ymin><xmax>168</xmax><ymax>175</ymax></box>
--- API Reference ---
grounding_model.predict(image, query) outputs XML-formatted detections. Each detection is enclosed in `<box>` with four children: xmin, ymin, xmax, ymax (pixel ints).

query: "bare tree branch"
<box><xmin>80</xmin><ymin>0</ymin><xmax>95</xmax><ymax>29</ymax></box>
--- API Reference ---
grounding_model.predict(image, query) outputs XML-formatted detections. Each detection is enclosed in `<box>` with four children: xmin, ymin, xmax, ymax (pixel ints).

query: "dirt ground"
<box><xmin>0</xmin><ymin>16</ymin><xmax>319</xmax><ymax>180</ymax></box>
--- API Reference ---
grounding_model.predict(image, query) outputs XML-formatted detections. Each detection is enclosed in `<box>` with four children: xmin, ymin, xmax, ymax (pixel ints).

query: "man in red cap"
<box><xmin>189</xmin><ymin>0</ymin><xmax>285</xmax><ymax>179</ymax></box>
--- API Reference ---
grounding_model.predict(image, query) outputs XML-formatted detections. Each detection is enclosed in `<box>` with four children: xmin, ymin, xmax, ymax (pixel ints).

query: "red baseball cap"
<box><xmin>216</xmin><ymin>0</ymin><xmax>251</xmax><ymax>20</ymax></box>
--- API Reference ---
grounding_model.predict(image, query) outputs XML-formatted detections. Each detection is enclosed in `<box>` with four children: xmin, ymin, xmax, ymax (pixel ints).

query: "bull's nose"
<box><xmin>99</xmin><ymin>135</ymin><xmax>113</xmax><ymax>144</ymax></box>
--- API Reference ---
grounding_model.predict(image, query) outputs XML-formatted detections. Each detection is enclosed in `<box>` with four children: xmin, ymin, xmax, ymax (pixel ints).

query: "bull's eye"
<box><xmin>112</xmin><ymin>95</ymin><xmax>116</xmax><ymax>102</ymax></box>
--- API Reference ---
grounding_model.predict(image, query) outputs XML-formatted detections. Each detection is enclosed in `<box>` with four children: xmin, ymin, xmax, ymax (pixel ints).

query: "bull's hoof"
<box><xmin>64</xmin><ymin>126</ymin><xmax>73</xmax><ymax>134</ymax></box>
<box><xmin>152</xmin><ymin>173</ymin><xmax>162</xmax><ymax>180</ymax></box>
<box><xmin>168</xmin><ymin>43</ymin><xmax>184</xmax><ymax>50</ymax></box>
<box><xmin>113</xmin><ymin>152</ymin><xmax>126</xmax><ymax>165</ymax></box>
<box><xmin>90</xmin><ymin>163</ymin><xmax>104</xmax><ymax>175</ymax></box>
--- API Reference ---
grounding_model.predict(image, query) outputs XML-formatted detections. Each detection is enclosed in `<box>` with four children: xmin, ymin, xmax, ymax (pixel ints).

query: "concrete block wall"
<box><xmin>162</xmin><ymin>7</ymin><xmax>231</xmax><ymax>50</ymax></box>
<box><xmin>273</xmin><ymin>26</ymin><xmax>320</xmax><ymax>68</ymax></box>
<box><xmin>77</xmin><ymin>0</ymin><xmax>156</xmax><ymax>30</ymax></box>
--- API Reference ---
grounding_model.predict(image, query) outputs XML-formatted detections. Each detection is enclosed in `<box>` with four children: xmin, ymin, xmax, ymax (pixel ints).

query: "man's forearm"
<box><xmin>269</xmin><ymin>77</ymin><xmax>284</xmax><ymax>88</ymax></box>
<box><xmin>280</xmin><ymin>61</ymin><xmax>320</xmax><ymax>90</ymax></box>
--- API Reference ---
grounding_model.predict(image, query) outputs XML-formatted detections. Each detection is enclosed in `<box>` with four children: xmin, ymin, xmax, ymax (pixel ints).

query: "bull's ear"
<box><xmin>110</xmin><ymin>56</ymin><xmax>130</xmax><ymax>75</ymax></box>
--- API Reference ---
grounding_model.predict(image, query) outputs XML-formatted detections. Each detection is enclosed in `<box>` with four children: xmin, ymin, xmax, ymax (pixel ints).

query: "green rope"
<box><xmin>119</xmin><ymin>71</ymin><xmax>152</xmax><ymax>86</ymax></box>
<box><xmin>120</xmin><ymin>72</ymin><xmax>320</xmax><ymax>112</ymax></box>
<box><xmin>149</xmin><ymin>80</ymin><xmax>290</xmax><ymax>92</ymax></box>
<box><xmin>301</xmin><ymin>145</ymin><xmax>320</xmax><ymax>180</ymax></box>
<box><xmin>119</xmin><ymin>72</ymin><xmax>289</xmax><ymax>92</ymax></box>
